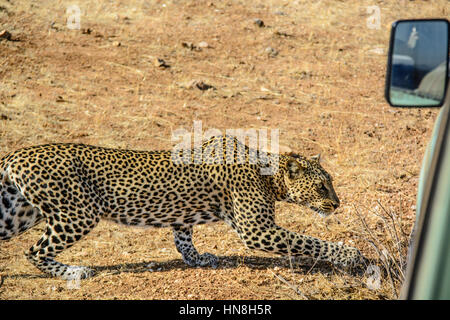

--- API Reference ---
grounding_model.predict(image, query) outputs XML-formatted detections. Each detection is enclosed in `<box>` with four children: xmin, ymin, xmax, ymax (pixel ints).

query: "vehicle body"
<box><xmin>385</xmin><ymin>18</ymin><xmax>450</xmax><ymax>299</ymax></box>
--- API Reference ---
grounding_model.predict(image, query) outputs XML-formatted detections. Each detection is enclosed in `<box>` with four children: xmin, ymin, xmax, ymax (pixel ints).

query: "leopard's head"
<box><xmin>282</xmin><ymin>153</ymin><xmax>340</xmax><ymax>217</ymax></box>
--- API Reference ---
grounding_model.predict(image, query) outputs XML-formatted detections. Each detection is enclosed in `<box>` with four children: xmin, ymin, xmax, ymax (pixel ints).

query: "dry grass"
<box><xmin>355</xmin><ymin>201</ymin><xmax>410</xmax><ymax>299</ymax></box>
<box><xmin>0</xmin><ymin>0</ymin><xmax>448</xmax><ymax>300</ymax></box>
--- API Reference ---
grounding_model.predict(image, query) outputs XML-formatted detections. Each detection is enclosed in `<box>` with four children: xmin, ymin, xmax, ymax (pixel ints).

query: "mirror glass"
<box><xmin>388</xmin><ymin>20</ymin><xmax>449</xmax><ymax>107</ymax></box>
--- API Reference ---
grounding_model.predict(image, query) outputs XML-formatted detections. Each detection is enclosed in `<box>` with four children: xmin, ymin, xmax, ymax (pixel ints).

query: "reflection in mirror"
<box><xmin>389</xmin><ymin>20</ymin><xmax>449</xmax><ymax>107</ymax></box>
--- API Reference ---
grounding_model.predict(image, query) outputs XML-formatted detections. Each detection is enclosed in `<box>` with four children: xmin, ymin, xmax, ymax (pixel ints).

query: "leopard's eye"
<box><xmin>317</xmin><ymin>182</ymin><xmax>327</xmax><ymax>192</ymax></box>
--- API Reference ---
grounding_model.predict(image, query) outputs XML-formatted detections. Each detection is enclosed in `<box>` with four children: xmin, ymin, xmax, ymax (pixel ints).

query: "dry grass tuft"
<box><xmin>354</xmin><ymin>201</ymin><xmax>411</xmax><ymax>299</ymax></box>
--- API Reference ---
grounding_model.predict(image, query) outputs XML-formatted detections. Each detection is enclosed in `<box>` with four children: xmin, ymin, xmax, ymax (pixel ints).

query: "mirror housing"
<box><xmin>385</xmin><ymin>19</ymin><xmax>449</xmax><ymax>107</ymax></box>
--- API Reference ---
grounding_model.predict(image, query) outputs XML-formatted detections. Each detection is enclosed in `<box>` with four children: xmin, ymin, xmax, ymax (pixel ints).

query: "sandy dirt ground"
<box><xmin>0</xmin><ymin>0</ymin><xmax>448</xmax><ymax>300</ymax></box>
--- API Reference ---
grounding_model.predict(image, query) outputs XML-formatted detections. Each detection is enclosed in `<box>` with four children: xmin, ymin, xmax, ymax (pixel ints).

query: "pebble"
<box><xmin>265</xmin><ymin>46</ymin><xmax>278</xmax><ymax>57</ymax></box>
<box><xmin>0</xmin><ymin>29</ymin><xmax>11</xmax><ymax>41</ymax></box>
<box><xmin>81</xmin><ymin>28</ymin><xmax>92</xmax><ymax>35</ymax></box>
<box><xmin>253</xmin><ymin>19</ymin><xmax>265</xmax><ymax>28</ymax></box>
<box><xmin>181</xmin><ymin>79</ymin><xmax>215</xmax><ymax>91</ymax></box>
<box><xmin>154</xmin><ymin>57</ymin><xmax>170</xmax><ymax>68</ymax></box>
<box><xmin>182</xmin><ymin>41</ymin><xmax>196</xmax><ymax>50</ymax></box>
<box><xmin>195</xmin><ymin>80</ymin><xmax>215</xmax><ymax>91</ymax></box>
<box><xmin>197</xmin><ymin>41</ymin><xmax>209</xmax><ymax>48</ymax></box>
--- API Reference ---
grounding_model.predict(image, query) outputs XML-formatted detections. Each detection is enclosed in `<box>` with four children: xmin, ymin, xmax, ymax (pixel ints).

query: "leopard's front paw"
<box><xmin>62</xmin><ymin>266</ymin><xmax>96</xmax><ymax>280</ymax></box>
<box><xmin>183</xmin><ymin>252</ymin><xmax>219</xmax><ymax>268</ymax></box>
<box><xmin>332</xmin><ymin>245</ymin><xmax>367</xmax><ymax>269</ymax></box>
<box><xmin>197</xmin><ymin>253</ymin><xmax>219</xmax><ymax>268</ymax></box>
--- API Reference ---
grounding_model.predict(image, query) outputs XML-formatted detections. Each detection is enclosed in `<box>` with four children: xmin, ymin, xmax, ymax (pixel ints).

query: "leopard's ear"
<box><xmin>287</xmin><ymin>152</ymin><xmax>301</xmax><ymax>159</ymax></box>
<box><xmin>311</xmin><ymin>153</ymin><xmax>321</xmax><ymax>163</ymax></box>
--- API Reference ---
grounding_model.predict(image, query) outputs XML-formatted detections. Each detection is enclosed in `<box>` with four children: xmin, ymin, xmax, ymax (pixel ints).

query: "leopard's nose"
<box><xmin>332</xmin><ymin>201</ymin><xmax>340</xmax><ymax>210</ymax></box>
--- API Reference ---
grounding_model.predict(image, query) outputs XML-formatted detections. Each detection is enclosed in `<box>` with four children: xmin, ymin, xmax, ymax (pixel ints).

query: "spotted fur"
<box><xmin>0</xmin><ymin>135</ymin><xmax>364</xmax><ymax>279</ymax></box>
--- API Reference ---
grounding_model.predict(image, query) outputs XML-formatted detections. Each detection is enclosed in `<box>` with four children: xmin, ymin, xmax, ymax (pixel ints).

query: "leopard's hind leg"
<box><xmin>24</xmin><ymin>212</ymin><xmax>99</xmax><ymax>280</ymax></box>
<box><xmin>23</xmin><ymin>194</ymin><xmax>103</xmax><ymax>279</ymax></box>
<box><xmin>6</xmin><ymin>172</ymin><xmax>104</xmax><ymax>280</ymax></box>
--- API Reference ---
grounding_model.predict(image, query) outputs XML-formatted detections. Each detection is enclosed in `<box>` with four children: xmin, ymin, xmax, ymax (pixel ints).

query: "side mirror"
<box><xmin>385</xmin><ymin>19</ymin><xmax>449</xmax><ymax>107</ymax></box>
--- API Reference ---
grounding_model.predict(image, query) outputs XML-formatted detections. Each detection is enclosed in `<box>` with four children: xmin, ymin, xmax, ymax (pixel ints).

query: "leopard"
<box><xmin>0</xmin><ymin>134</ymin><xmax>365</xmax><ymax>280</ymax></box>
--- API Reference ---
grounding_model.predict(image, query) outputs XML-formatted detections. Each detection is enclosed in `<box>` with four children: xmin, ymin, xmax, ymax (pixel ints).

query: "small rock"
<box><xmin>0</xmin><ymin>29</ymin><xmax>11</xmax><ymax>41</ymax></box>
<box><xmin>182</xmin><ymin>41</ymin><xmax>194</xmax><ymax>48</ymax></box>
<box><xmin>154</xmin><ymin>57</ymin><xmax>170</xmax><ymax>68</ymax></box>
<box><xmin>253</xmin><ymin>19</ymin><xmax>265</xmax><ymax>28</ymax></box>
<box><xmin>49</xmin><ymin>22</ymin><xmax>61</xmax><ymax>31</ymax></box>
<box><xmin>197</xmin><ymin>41</ymin><xmax>209</xmax><ymax>48</ymax></box>
<box><xmin>265</xmin><ymin>46</ymin><xmax>278</xmax><ymax>57</ymax></box>
<box><xmin>81</xmin><ymin>28</ymin><xmax>92</xmax><ymax>35</ymax></box>
<box><xmin>112</xmin><ymin>41</ymin><xmax>121</xmax><ymax>47</ymax></box>
<box><xmin>274</xmin><ymin>30</ymin><xmax>294</xmax><ymax>38</ymax></box>
<box><xmin>182</xmin><ymin>41</ymin><xmax>199</xmax><ymax>51</ymax></box>
<box><xmin>195</xmin><ymin>80</ymin><xmax>215</xmax><ymax>91</ymax></box>
<box><xmin>181</xmin><ymin>79</ymin><xmax>215</xmax><ymax>91</ymax></box>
